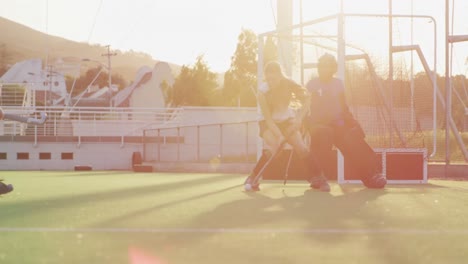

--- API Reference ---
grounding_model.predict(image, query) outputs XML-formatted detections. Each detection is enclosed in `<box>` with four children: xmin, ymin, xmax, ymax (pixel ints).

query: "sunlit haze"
<box><xmin>0</xmin><ymin>0</ymin><xmax>467</xmax><ymax>75</ymax></box>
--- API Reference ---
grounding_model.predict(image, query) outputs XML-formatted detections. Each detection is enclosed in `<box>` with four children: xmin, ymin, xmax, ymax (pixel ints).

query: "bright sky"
<box><xmin>0</xmin><ymin>0</ymin><xmax>467</xmax><ymax>75</ymax></box>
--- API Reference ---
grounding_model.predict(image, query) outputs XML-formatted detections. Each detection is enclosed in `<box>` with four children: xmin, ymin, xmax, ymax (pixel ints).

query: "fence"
<box><xmin>142</xmin><ymin>120</ymin><xmax>258</xmax><ymax>163</ymax></box>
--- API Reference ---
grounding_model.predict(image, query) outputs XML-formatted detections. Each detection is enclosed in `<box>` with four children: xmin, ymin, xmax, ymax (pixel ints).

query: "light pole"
<box><xmin>102</xmin><ymin>45</ymin><xmax>117</xmax><ymax>107</ymax></box>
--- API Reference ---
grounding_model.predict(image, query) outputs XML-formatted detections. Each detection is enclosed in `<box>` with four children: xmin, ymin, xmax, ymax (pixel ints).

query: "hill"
<box><xmin>0</xmin><ymin>17</ymin><xmax>180</xmax><ymax>82</ymax></box>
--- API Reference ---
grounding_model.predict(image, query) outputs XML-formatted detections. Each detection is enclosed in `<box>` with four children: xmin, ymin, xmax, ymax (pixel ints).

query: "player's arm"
<box><xmin>257</xmin><ymin>91</ymin><xmax>283</xmax><ymax>139</ymax></box>
<box><xmin>296</xmin><ymin>88</ymin><xmax>310</xmax><ymax>122</ymax></box>
<box><xmin>288</xmin><ymin>80</ymin><xmax>311</xmax><ymax>129</ymax></box>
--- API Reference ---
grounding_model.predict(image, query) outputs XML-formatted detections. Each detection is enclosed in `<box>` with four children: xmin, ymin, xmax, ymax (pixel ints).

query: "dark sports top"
<box><xmin>305</xmin><ymin>77</ymin><xmax>356</xmax><ymax>127</ymax></box>
<box><xmin>263</xmin><ymin>78</ymin><xmax>308</xmax><ymax>110</ymax></box>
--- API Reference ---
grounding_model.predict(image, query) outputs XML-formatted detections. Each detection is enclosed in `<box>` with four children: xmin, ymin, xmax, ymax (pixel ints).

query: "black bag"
<box><xmin>0</xmin><ymin>180</ymin><xmax>13</xmax><ymax>195</ymax></box>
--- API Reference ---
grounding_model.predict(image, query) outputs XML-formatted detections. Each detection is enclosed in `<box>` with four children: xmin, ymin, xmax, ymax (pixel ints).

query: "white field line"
<box><xmin>1</xmin><ymin>227</ymin><xmax>468</xmax><ymax>235</ymax></box>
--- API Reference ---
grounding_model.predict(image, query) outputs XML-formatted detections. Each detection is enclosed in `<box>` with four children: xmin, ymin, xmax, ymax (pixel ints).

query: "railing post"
<box><xmin>157</xmin><ymin>129</ymin><xmax>161</xmax><ymax>162</ymax></box>
<box><xmin>245</xmin><ymin>122</ymin><xmax>249</xmax><ymax>162</ymax></box>
<box><xmin>54</xmin><ymin>114</ymin><xmax>57</xmax><ymax>136</ymax></box>
<box><xmin>197</xmin><ymin>125</ymin><xmax>200</xmax><ymax>162</ymax></box>
<box><xmin>219</xmin><ymin>124</ymin><xmax>223</xmax><ymax>160</ymax></box>
<box><xmin>34</xmin><ymin>124</ymin><xmax>37</xmax><ymax>147</ymax></box>
<box><xmin>142</xmin><ymin>129</ymin><xmax>146</xmax><ymax>161</ymax></box>
<box><xmin>177</xmin><ymin>127</ymin><xmax>180</xmax><ymax>161</ymax></box>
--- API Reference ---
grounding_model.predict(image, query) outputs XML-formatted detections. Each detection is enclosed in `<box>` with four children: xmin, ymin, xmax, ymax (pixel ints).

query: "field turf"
<box><xmin>1</xmin><ymin>171</ymin><xmax>468</xmax><ymax>264</ymax></box>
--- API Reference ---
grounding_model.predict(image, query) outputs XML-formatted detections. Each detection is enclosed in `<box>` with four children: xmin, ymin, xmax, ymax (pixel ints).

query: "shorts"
<box><xmin>258</xmin><ymin>118</ymin><xmax>294</xmax><ymax>138</ymax></box>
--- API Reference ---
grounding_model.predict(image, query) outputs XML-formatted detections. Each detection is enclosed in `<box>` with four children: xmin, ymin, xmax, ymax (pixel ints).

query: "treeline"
<box><xmin>165</xmin><ymin>29</ymin><xmax>278</xmax><ymax>107</ymax></box>
<box><xmin>1</xmin><ymin>27</ymin><xmax>467</xmax><ymax>128</ymax></box>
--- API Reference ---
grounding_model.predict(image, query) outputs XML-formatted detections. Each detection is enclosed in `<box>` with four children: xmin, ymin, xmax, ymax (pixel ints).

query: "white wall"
<box><xmin>130</xmin><ymin>62</ymin><xmax>173</xmax><ymax>109</ymax></box>
<box><xmin>0</xmin><ymin>142</ymin><xmax>142</xmax><ymax>170</ymax></box>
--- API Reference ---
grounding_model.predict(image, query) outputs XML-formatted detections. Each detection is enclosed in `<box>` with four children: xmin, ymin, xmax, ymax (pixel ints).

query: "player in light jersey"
<box><xmin>244</xmin><ymin>61</ymin><xmax>330</xmax><ymax>192</ymax></box>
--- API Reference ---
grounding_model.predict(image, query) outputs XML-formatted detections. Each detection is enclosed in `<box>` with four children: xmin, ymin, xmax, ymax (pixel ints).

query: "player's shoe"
<box><xmin>244</xmin><ymin>176</ymin><xmax>260</xmax><ymax>192</ymax></box>
<box><xmin>309</xmin><ymin>175</ymin><xmax>330</xmax><ymax>192</ymax></box>
<box><xmin>362</xmin><ymin>173</ymin><xmax>386</xmax><ymax>189</ymax></box>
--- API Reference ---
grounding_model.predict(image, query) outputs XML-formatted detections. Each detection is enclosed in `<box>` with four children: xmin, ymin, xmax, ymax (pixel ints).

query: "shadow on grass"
<box><xmin>0</xmin><ymin>174</ymin><xmax>232</xmax><ymax>223</ymax></box>
<box><xmin>150</xmin><ymin>184</ymin><xmax>443</xmax><ymax>264</ymax></box>
<box><xmin>91</xmin><ymin>183</ymin><xmax>243</xmax><ymax>227</ymax></box>
<box><xmin>54</xmin><ymin>171</ymin><xmax>135</xmax><ymax>177</ymax></box>
<box><xmin>119</xmin><ymin>186</ymin><xmax>386</xmax><ymax>262</ymax></box>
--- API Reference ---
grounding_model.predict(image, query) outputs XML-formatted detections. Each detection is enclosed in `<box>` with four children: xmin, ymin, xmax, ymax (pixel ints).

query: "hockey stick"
<box><xmin>250</xmin><ymin>133</ymin><xmax>295</xmax><ymax>187</ymax></box>
<box><xmin>249</xmin><ymin>141</ymin><xmax>287</xmax><ymax>187</ymax></box>
<box><xmin>283</xmin><ymin>149</ymin><xmax>294</xmax><ymax>185</ymax></box>
<box><xmin>3</xmin><ymin>112</ymin><xmax>48</xmax><ymax>125</ymax></box>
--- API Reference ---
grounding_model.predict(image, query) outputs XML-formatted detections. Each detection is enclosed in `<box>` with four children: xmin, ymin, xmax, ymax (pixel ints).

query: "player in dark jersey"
<box><xmin>305</xmin><ymin>54</ymin><xmax>386</xmax><ymax>189</ymax></box>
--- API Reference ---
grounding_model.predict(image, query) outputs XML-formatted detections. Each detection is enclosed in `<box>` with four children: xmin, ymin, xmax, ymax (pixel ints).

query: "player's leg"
<box><xmin>280</xmin><ymin>120</ymin><xmax>330</xmax><ymax>192</ymax></box>
<box><xmin>307</xmin><ymin>125</ymin><xmax>334</xmax><ymax>191</ymax></box>
<box><xmin>244</xmin><ymin>149</ymin><xmax>272</xmax><ymax>191</ymax></box>
<box><xmin>335</xmin><ymin>126</ymin><xmax>386</xmax><ymax>189</ymax></box>
<box><xmin>244</xmin><ymin>126</ymin><xmax>282</xmax><ymax>191</ymax></box>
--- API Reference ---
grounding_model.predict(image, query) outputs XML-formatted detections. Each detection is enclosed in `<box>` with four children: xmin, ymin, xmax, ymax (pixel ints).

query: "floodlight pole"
<box><xmin>337</xmin><ymin>0</ymin><xmax>345</xmax><ymax>80</ymax></box>
<box><xmin>445</xmin><ymin>0</ymin><xmax>451</xmax><ymax>169</ymax></box>
<box><xmin>388</xmin><ymin>0</ymin><xmax>394</xmax><ymax>147</ymax></box>
<box><xmin>299</xmin><ymin>0</ymin><xmax>304</xmax><ymax>85</ymax></box>
<box><xmin>102</xmin><ymin>45</ymin><xmax>117</xmax><ymax>107</ymax></box>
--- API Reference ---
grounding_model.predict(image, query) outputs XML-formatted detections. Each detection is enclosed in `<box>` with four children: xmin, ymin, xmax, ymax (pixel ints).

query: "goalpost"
<box><xmin>256</xmin><ymin>0</ymin><xmax>443</xmax><ymax>184</ymax></box>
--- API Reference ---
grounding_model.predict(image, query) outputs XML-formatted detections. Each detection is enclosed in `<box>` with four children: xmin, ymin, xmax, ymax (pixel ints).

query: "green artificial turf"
<box><xmin>1</xmin><ymin>171</ymin><xmax>468</xmax><ymax>264</ymax></box>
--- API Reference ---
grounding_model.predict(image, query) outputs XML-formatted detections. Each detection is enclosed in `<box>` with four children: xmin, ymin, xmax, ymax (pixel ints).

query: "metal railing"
<box><xmin>0</xmin><ymin>106</ymin><xmax>184</xmax><ymax>146</ymax></box>
<box><xmin>142</xmin><ymin>120</ymin><xmax>258</xmax><ymax>163</ymax></box>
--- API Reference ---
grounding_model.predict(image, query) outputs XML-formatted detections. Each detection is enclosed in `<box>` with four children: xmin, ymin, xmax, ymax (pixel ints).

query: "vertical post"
<box><xmin>177</xmin><ymin>127</ymin><xmax>180</xmax><ymax>161</ymax></box>
<box><xmin>219</xmin><ymin>124</ymin><xmax>223</xmax><ymax>159</ymax></box>
<box><xmin>102</xmin><ymin>45</ymin><xmax>117</xmax><ymax>107</ymax></box>
<box><xmin>157</xmin><ymin>129</ymin><xmax>160</xmax><ymax>162</ymax></box>
<box><xmin>388</xmin><ymin>0</ymin><xmax>394</xmax><ymax>147</ymax></box>
<box><xmin>299</xmin><ymin>0</ymin><xmax>304</xmax><ymax>85</ymax></box>
<box><xmin>245</xmin><ymin>122</ymin><xmax>249</xmax><ymax>162</ymax></box>
<box><xmin>410</xmin><ymin>0</ymin><xmax>415</xmax><ymax>130</ymax></box>
<box><xmin>277</xmin><ymin>0</ymin><xmax>293</xmax><ymax>77</ymax></box>
<box><xmin>257</xmin><ymin>36</ymin><xmax>264</xmax><ymax>161</ymax></box>
<box><xmin>336</xmin><ymin>0</ymin><xmax>346</xmax><ymax>183</ymax></box>
<box><xmin>47</xmin><ymin>65</ymin><xmax>53</xmax><ymax>109</ymax></box>
<box><xmin>445</xmin><ymin>0</ymin><xmax>451</xmax><ymax>169</ymax></box>
<box><xmin>337</xmin><ymin>0</ymin><xmax>345</xmax><ymax>80</ymax></box>
<box><xmin>430</xmin><ymin>18</ymin><xmax>438</xmax><ymax>159</ymax></box>
<box><xmin>197</xmin><ymin>125</ymin><xmax>200</xmax><ymax>162</ymax></box>
<box><xmin>107</xmin><ymin>46</ymin><xmax>112</xmax><ymax>107</ymax></box>
<box><xmin>143</xmin><ymin>129</ymin><xmax>146</xmax><ymax>161</ymax></box>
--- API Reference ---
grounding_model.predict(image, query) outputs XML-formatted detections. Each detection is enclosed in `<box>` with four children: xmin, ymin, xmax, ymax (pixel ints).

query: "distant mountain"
<box><xmin>0</xmin><ymin>17</ymin><xmax>180</xmax><ymax>82</ymax></box>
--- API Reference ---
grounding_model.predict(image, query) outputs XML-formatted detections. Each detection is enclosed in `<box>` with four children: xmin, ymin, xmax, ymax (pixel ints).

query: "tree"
<box><xmin>222</xmin><ymin>29</ymin><xmax>258</xmax><ymax>107</ymax></box>
<box><xmin>0</xmin><ymin>43</ymin><xmax>12</xmax><ymax>77</ymax></box>
<box><xmin>65</xmin><ymin>66</ymin><xmax>127</xmax><ymax>97</ymax></box>
<box><xmin>451</xmin><ymin>74</ymin><xmax>468</xmax><ymax>130</ymax></box>
<box><xmin>160</xmin><ymin>80</ymin><xmax>173</xmax><ymax>107</ymax></box>
<box><xmin>263</xmin><ymin>36</ymin><xmax>278</xmax><ymax>65</ymax></box>
<box><xmin>171</xmin><ymin>55</ymin><xmax>218</xmax><ymax>106</ymax></box>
